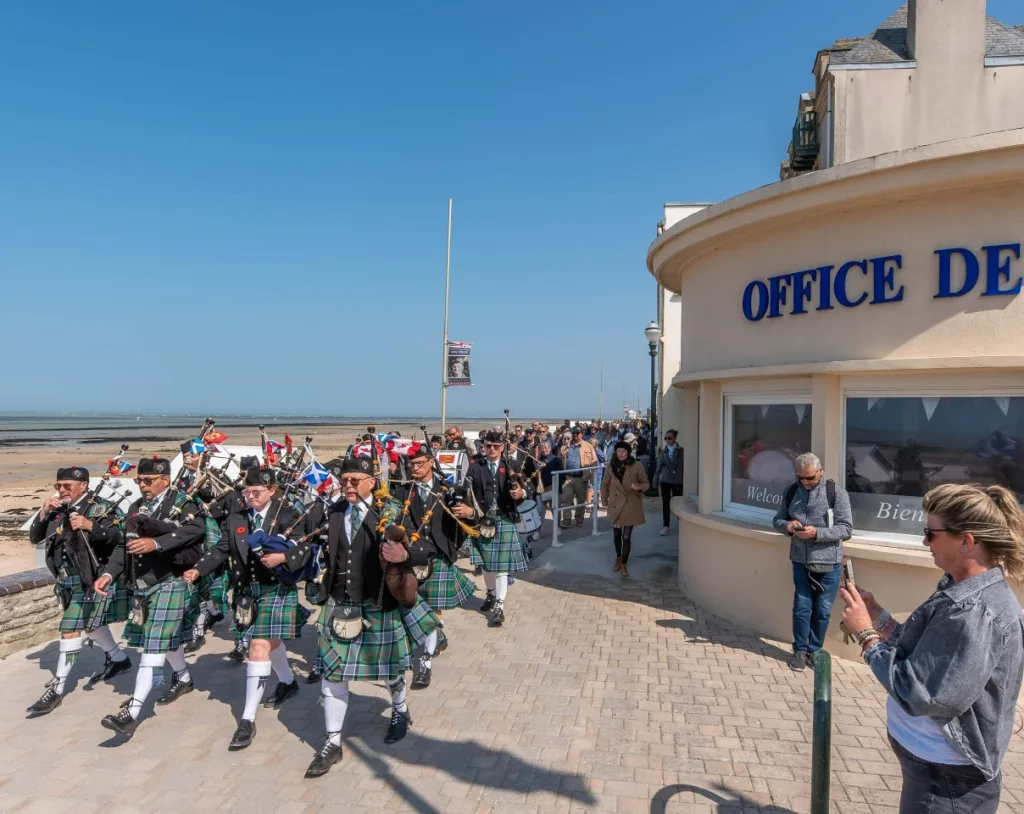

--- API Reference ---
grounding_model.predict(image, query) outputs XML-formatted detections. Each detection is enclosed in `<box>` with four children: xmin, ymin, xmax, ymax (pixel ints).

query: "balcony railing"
<box><xmin>791</xmin><ymin>111</ymin><xmax>819</xmax><ymax>169</ymax></box>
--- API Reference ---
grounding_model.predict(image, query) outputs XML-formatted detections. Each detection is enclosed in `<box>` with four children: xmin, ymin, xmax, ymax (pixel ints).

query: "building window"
<box><xmin>844</xmin><ymin>396</ymin><xmax>1024</xmax><ymax>537</ymax></box>
<box><xmin>725</xmin><ymin>399</ymin><xmax>813</xmax><ymax>518</ymax></box>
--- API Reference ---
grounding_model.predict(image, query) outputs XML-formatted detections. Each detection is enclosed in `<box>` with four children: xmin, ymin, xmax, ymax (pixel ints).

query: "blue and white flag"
<box><xmin>301</xmin><ymin>461</ymin><xmax>329</xmax><ymax>489</ymax></box>
<box><xmin>189</xmin><ymin>438</ymin><xmax>206</xmax><ymax>455</ymax></box>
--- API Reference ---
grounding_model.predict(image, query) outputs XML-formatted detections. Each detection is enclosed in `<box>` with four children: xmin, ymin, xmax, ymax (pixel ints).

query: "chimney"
<box><xmin>906</xmin><ymin>0</ymin><xmax>986</xmax><ymax>65</ymax></box>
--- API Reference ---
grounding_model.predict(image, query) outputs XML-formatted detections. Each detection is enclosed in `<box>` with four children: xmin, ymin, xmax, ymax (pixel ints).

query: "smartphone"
<box><xmin>842</xmin><ymin>558</ymin><xmax>856</xmax><ymax>586</ymax></box>
<box><xmin>792</xmin><ymin>522</ymin><xmax>805</xmax><ymax>531</ymax></box>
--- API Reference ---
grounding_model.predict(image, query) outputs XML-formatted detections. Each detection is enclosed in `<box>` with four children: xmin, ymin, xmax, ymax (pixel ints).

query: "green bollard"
<box><xmin>810</xmin><ymin>650</ymin><xmax>832</xmax><ymax>814</ymax></box>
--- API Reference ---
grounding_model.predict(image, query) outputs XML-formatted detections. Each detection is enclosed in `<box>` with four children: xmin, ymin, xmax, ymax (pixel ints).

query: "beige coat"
<box><xmin>600</xmin><ymin>460</ymin><xmax>649</xmax><ymax>527</ymax></box>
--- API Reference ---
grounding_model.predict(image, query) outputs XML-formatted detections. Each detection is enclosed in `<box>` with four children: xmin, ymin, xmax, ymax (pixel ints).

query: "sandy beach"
<box><xmin>0</xmin><ymin>418</ymin><xmax>553</xmax><ymax>576</ymax></box>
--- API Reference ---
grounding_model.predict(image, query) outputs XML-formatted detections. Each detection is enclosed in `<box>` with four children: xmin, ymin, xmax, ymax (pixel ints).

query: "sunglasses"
<box><xmin>340</xmin><ymin>476</ymin><xmax>372</xmax><ymax>487</ymax></box>
<box><xmin>483</xmin><ymin>443</ymin><xmax>503</xmax><ymax>450</ymax></box>
<box><xmin>137</xmin><ymin>476</ymin><xmax>164</xmax><ymax>485</ymax></box>
<box><xmin>54</xmin><ymin>482</ymin><xmax>82</xmax><ymax>490</ymax></box>
<box><xmin>923</xmin><ymin>527</ymin><xmax>956</xmax><ymax>542</ymax></box>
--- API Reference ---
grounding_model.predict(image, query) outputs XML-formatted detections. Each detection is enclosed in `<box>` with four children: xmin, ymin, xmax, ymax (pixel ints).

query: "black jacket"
<box><xmin>322</xmin><ymin>500</ymin><xmax>431</xmax><ymax>611</ymax></box>
<box><xmin>193</xmin><ymin>498</ymin><xmax>301</xmax><ymax>590</ymax></box>
<box><xmin>466</xmin><ymin>457</ymin><xmax>525</xmax><ymax>522</ymax></box>
<box><xmin>104</xmin><ymin>489</ymin><xmax>206</xmax><ymax>587</ymax></box>
<box><xmin>393</xmin><ymin>478</ymin><xmax>461</xmax><ymax>564</ymax></box>
<box><xmin>30</xmin><ymin>492</ymin><xmax>123</xmax><ymax>579</ymax></box>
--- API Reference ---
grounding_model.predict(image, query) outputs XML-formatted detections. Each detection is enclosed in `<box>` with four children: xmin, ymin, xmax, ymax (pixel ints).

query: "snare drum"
<box><xmin>515</xmin><ymin>500</ymin><xmax>542</xmax><ymax>535</ymax></box>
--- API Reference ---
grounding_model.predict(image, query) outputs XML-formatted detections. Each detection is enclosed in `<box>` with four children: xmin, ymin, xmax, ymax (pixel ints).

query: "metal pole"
<box><xmin>599</xmin><ymin>361</ymin><xmax>604</xmax><ymax>424</ymax></box>
<box><xmin>591</xmin><ymin>466</ymin><xmax>600</xmax><ymax>537</ymax></box>
<box><xmin>551</xmin><ymin>471</ymin><xmax>562</xmax><ymax>548</ymax></box>
<box><xmin>440</xmin><ymin>198</ymin><xmax>452</xmax><ymax>434</ymax></box>
<box><xmin>646</xmin><ymin>347</ymin><xmax>659</xmax><ymax>496</ymax></box>
<box><xmin>810</xmin><ymin>650</ymin><xmax>833</xmax><ymax>814</ymax></box>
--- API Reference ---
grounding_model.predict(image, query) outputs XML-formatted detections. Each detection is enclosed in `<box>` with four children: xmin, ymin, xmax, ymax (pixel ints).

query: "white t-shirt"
<box><xmin>886</xmin><ymin>696</ymin><xmax>971</xmax><ymax>765</ymax></box>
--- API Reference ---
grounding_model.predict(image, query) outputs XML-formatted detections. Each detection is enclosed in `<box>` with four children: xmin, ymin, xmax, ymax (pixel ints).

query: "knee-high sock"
<box><xmin>204</xmin><ymin>599</ymin><xmax>220</xmax><ymax>615</ymax></box>
<box><xmin>494</xmin><ymin>574</ymin><xmax>509</xmax><ymax>602</ymax></box>
<box><xmin>131</xmin><ymin>653</ymin><xmax>167</xmax><ymax>718</ymax></box>
<box><xmin>269</xmin><ymin>643</ymin><xmax>294</xmax><ymax>684</ymax></box>
<box><xmin>421</xmin><ymin>630</ymin><xmax>438</xmax><ymax>669</ymax></box>
<box><xmin>242</xmin><ymin>660</ymin><xmax>272</xmax><ymax>722</ymax></box>
<box><xmin>54</xmin><ymin>637</ymin><xmax>84</xmax><ymax>694</ymax></box>
<box><xmin>192</xmin><ymin>608</ymin><xmax>208</xmax><ymax>635</ymax></box>
<box><xmin>482</xmin><ymin>571</ymin><xmax>496</xmax><ymax>591</ymax></box>
<box><xmin>87</xmin><ymin>626</ymin><xmax>127</xmax><ymax>662</ymax></box>
<box><xmin>321</xmin><ymin>679</ymin><xmax>349</xmax><ymax>746</ymax></box>
<box><xmin>165</xmin><ymin>646</ymin><xmax>191</xmax><ymax>682</ymax></box>
<box><xmin>388</xmin><ymin>675</ymin><xmax>408</xmax><ymax>714</ymax></box>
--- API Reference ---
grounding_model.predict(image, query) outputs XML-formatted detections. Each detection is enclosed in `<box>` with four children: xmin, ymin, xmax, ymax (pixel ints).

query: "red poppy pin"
<box><xmin>499</xmin><ymin>467</ymin><xmax>505</xmax><ymax>474</ymax></box>
<box><xmin>236</xmin><ymin>526</ymin><xmax>246</xmax><ymax>535</ymax></box>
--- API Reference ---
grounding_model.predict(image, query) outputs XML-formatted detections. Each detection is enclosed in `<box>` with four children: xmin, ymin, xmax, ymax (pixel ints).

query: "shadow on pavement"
<box><xmin>651</xmin><ymin>783</ymin><xmax>797</xmax><ymax>813</ymax></box>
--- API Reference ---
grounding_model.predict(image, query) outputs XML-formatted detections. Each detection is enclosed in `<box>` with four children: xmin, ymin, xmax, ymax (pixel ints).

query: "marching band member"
<box><xmin>460</xmin><ymin>430</ymin><xmax>529</xmax><ymax>628</ymax></box>
<box><xmin>185</xmin><ymin>466</ymin><xmax>309</xmax><ymax>751</ymax></box>
<box><xmin>94</xmin><ymin>457</ymin><xmax>206</xmax><ymax>739</ymax></box>
<box><xmin>26</xmin><ymin>466</ymin><xmax>130</xmax><ymax>716</ymax></box>
<box><xmin>304</xmin><ymin>456</ymin><xmax>439</xmax><ymax>779</ymax></box>
<box><xmin>395</xmin><ymin>444</ymin><xmax>476</xmax><ymax>689</ymax></box>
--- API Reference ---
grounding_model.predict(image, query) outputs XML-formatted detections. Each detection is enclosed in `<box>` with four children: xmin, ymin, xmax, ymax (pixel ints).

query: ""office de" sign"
<box><xmin>741</xmin><ymin>243</ymin><xmax>1022</xmax><ymax>322</ymax></box>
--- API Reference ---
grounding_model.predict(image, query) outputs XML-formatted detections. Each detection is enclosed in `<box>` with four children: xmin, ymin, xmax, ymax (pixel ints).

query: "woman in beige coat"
<box><xmin>600</xmin><ymin>442</ymin><xmax>649</xmax><ymax>577</ymax></box>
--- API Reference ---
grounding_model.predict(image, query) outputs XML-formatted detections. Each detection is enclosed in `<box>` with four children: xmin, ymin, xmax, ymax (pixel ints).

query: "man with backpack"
<box><xmin>772</xmin><ymin>452</ymin><xmax>853</xmax><ymax>672</ymax></box>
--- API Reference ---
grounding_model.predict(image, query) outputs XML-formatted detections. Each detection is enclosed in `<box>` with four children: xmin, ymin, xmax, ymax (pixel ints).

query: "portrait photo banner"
<box><xmin>446</xmin><ymin>341</ymin><xmax>472</xmax><ymax>387</ymax></box>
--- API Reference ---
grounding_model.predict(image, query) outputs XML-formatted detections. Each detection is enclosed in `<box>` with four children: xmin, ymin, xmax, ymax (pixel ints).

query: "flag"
<box><xmin>204</xmin><ymin>430</ymin><xmax>228</xmax><ymax>445</ymax></box>
<box><xmin>317</xmin><ymin>474</ymin><xmax>339</xmax><ymax>496</ymax></box>
<box><xmin>189</xmin><ymin>438</ymin><xmax>206</xmax><ymax>455</ymax></box>
<box><xmin>266</xmin><ymin>440</ymin><xmax>285</xmax><ymax>453</ymax></box>
<box><xmin>301</xmin><ymin>462</ymin><xmax>329</xmax><ymax>489</ymax></box>
<box><xmin>107</xmin><ymin>459</ymin><xmax>136</xmax><ymax>476</ymax></box>
<box><xmin>446</xmin><ymin>341</ymin><xmax>472</xmax><ymax>387</ymax></box>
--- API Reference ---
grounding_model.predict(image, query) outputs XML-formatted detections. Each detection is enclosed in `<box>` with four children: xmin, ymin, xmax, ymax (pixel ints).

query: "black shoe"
<box><xmin>184</xmin><ymin>632</ymin><xmax>206</xmax><ymax>655</ymax></box>
<box><xmin>479</xmin><ymin>591</ymin><xmax>496</xmax><ymax>614</ymax></box>
<box><xmin>411</xmin><ymin>662</ymin><xmax>432</xmax><ymax>690</ymax></box>
<box><xmin>473</xmin><ymin>565</ymin><xmax>483</xmax><ymax>577</ymax></box>
<box><xmin>263</xmin><ymin>679</ymin><xmax>299</xmax><ymax>709</ymax></box>
<box><xmin>788</xmin><ymin>651</ymin><xmax>809</xmax><ymax>672</ymax></box>
<box><xmin>384</xmin><ymin>707</ymin><xmax>412</xmax><ymax>744</ymax></box>
<box><xmin>304</xmin><ymin>740</ymin><xmax>343</xmax><ymax>778</ymax></box>
<box><xmin>156</xmin><ymin>674</ymin><xmax>194</xmax><ymax>706</ymax></box>
<box><xmin>488</xmin><ymin>602</ymin><xmax>505</xmax><ymax>628</ymax></box>
<box><xmin>101</xmin><ymin>701</ymin><xmax>138</xmax><ymax>738</ymax></box>
<box><xmin>206</xmin><ymin>611</ymin><xmax>225</xmax><ymax>631</ymax></box>
<box><xmin>306</xmin><ymin>668</ymin><xmax>322</xmax><ymax>684</ymax></box>
<box><xmin>27</xmin><ymin>686</ymin><xmax>62</xmax><ymax>716</ymax></box>
<box><xmin>86</xmin><ymin>654</ymin><xmax>132</xmax><ymax>686</ymax></box>
<box><xmin>229</xmin><ymin>718</ymin><xmax>256</xmax><ymax>750</ymax></box>
<box><xmin>227</xmin><ymin>643</ymin><xmax>247</xmax><ymax>663</ymax></box>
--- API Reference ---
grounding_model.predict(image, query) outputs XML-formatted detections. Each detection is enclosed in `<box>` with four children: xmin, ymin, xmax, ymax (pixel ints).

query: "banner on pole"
<box><xmin>446</xmin><ymin>341</ymin><xmax>472</xmax><ymax>387</ymax></box>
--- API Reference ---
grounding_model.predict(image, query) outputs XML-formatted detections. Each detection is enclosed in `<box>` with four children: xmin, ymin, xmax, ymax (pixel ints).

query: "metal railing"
<box><xmin>810</xmin><ymin>650</ymin><xmax>832</xmax><ymax>814</ymax></box>
<box><xmin>549</xmin><ymin>464</ymin><xmax>603</xmax><ymax>548</ymax></box>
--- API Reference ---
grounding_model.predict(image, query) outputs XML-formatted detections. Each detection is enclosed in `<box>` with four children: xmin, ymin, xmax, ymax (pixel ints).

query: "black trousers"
<box><xmin>889</xmin><ymin>735</ymin><xmax>1000</xmax><ymax>814</ymax></box>
<box><xmin>660</xmin><ymin>482</ymin><xmax>683</xmax><ymax>527</ymax></box>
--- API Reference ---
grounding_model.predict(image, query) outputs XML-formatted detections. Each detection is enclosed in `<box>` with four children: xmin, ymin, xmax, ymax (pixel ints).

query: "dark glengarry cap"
<box><xmin>56</xmin><ymin>466</ymin><xmax>89</xmax><ymax>483</ymax></box>
<box><xmin>324</xmin><ymin>458</ymin><xmax>345</xmax><ymax>479</ymax></box>
<box><xmin>245</xmin><ymin>466</ymin><xmax>276</xmax><ymax>487</ymax></box>
<box><xmin>407</xmin><ymin>443</ymin><xmax>431</xmax><ymax>460</ymax></box>
<box><xmin>138</xmin><ymin>457</ymin><xmax>171</xmax><ymax>476</ymax></box>
<box><xmin>482</xmin><ymin>430</ymin><xmax>505</xmax><ymax>445</ymax></box>
<box><xmin>239</xmin><ymin>455</ymin><xmax>261</xmax><ymax>470</ymax></box>
<box><xmin>342</xmin><ymin>455</ymin><xmax>374</xmax><ymax>475</ymax></box>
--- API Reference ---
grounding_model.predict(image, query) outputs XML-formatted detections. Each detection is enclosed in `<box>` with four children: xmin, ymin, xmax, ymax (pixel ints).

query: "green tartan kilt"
<box><xmin>317</xmin><ymin>597</ymin><xmax>440</xmax><ymax>682</ymax></box>
<box><xmin>123</xmin><ymin>578</ymin><xmax>193</xmax><ymax>654</ymax></box>
<box><xmin>419</xmin><ymin>558</ymin><xmax>477</xmax><ymax>610</ymax></box>
<box><xmin>57</xmin><ymin>576</ymin><xmax>129</xmax><ymax>633</ymax></box>
<box><xmin>469</xmin><ymin>520</ymin><xmax>528</xmax><ymax>574</ymax></box>
<box><xmin>233</xmin><ymin>582</ymin><xmax>311</xmax><ymax>642</ymax></box>
<box><xmin>182</xmin><ymin>572</ymin><xmax>230</xmax><ymax>632</ymax></box>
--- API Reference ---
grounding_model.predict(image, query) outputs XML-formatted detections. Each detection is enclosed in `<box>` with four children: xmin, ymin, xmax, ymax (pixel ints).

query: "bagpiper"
<box><xmin>94</xmin><ymin>457</ymin><xmax>206</xmax><ymax>739</ymax></box>
<box><xmin>462</xmin><ymin>430</ymin><xmax>529</xmax><ymax>627</ymax></box>
<box><xmin>302</xmin><ymin>455</ymin><xmax>439</xmax><ymax>779</ymax></box>
<box><xmin>185</xmin><ymin>465</ymin><xmax>309</xmax><ymax>751</ymax></box>
<box><xmin>394</xmin><ymin>443</ymin><xmax>476</xmax><ymax>689</ymax></box>
<box><xmin>26</xmin><ymin>466</ymin><xmax>131</xmax><ymax>715</ymax></box>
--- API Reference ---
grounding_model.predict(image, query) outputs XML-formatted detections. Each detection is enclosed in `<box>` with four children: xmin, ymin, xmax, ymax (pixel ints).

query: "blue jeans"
<box><xmin>791</xmin><ymin>562</ymin><xmax>841</xmax><ymax>654</ymax></box>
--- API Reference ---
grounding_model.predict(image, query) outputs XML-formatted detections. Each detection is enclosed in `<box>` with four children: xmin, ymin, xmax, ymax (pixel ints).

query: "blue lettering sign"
<box><xmin>981</xmin><ymin>243</ymin><xmax>1022</xmax><ymax>297</ymax></box>
<box><xmin>834</xmin><ymin>260</ymin><xmax>870</xmax><ymax>308</ymax></box>
<box><xmin>935</xmin><ymin>248</ymin><xmax>979</xmax><ymax>298</ymax></box>
<box><xmin>790</xmin><ymin>269</ymin><xmax>817</xmax><ymax>315</ymax></box>
<box><xmin>768</xmin><ymin>274</ymin><xmax>790</xmax><ymax>319</ymax></box>
<box><xmin>816</xmin><ymin>265</ymin><xmax>834</xmax><ymax>311</ymax></box>
<box><xmin>742</xmin><ymin>280</ymin><xmax>769</xmax><ymax>322</ymax></box>
<box><xmin>870</xmin><ymin>255</ymin><xmax>904</xmax><ymax>304</ymax></box>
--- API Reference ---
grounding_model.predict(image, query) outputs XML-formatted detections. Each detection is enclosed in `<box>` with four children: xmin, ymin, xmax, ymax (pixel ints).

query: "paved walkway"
<box><xmin>1</xmin><ymin>511</ymin><xmax>1022</xmax><ymax>814</ymax></box>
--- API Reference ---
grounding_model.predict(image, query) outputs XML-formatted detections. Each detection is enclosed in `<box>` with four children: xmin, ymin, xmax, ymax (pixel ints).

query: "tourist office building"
<box><xmin>648</xmin><ymin>1</ymin><xmax>1024</xmax><ymax>659</ymax></box>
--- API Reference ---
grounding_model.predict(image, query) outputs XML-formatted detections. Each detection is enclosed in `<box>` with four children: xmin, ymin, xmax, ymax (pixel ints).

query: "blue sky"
<box><xmin>2</xmin><ymin>1</ymin><xmax>1017</xmax><ymax>418</ymax></box>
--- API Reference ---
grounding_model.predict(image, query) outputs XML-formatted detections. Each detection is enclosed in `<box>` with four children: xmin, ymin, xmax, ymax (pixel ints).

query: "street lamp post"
<box><xmin>644</xmin><ymin>320</ymin><xmax>661</xmax><ymax>496</ymax></box>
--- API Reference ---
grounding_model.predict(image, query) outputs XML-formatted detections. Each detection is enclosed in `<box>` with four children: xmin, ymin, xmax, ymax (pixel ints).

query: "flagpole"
<box><xmin>599</xmin><ymin>360</ymin><xmax>604</xmax><ymax>423</ymax></box>
<box><xmin>441</xmin><ymin>198</ymin><xmax>453</xmax><ymax>434</ymax></box>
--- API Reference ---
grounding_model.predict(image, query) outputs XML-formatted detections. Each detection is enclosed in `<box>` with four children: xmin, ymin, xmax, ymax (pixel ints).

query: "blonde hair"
<box><xmin>922</xmin><ymin>483</ymin><xmax>1024</xmax><ymax>583</ymax></box>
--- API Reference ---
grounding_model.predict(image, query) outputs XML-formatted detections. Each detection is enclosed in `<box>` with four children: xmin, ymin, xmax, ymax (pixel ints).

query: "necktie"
<box><xmin>252</xmin><ymin>512</ymin><xmax>263</xmax><ymax>530</ymax></box>
<box><xmin>489</xmin><ymin>462</ymin><xmax>498</xmax><ymax>478</ymax></box>
<box><xmin>417</xmin><ymin>483</ymin><xmax>430</xmax><ymax>503</ymax></box>
<box><xmin>350</xmin><ymin>505</ymin><xmax>363</xmax><ymax>533</ymax></box>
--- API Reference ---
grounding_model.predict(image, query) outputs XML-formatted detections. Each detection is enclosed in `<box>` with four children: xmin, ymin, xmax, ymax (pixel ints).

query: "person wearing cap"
<box><xmin>302</xmin><ymin>455</ymin><xmax>439</xmax><ymax>779</ymax></box>
<box><xmin>26</xmin><ymin>466</ymin><xmax>131</xmax><ymax>716</ymax></box>
<box><xmin>459</xmin><ymin>430</ymin><xmax>529</xmax><ymax>627</ymax></box>
<box><xmin>94</xmin><ymin>457</ymin><xmax>207</xmax><ymax>739</ymax></box>
<box><xmin>184</xmin><ymin>465</ymin><xmax>309</xmax><ymax>751</ymax></box>
<box><xmin>394</xmin><ymin>443</ymin><xmax>477</xmax><ymax>689</ymax></box>
<box><xmin>557</xmin><ymin>426</ymin><xmax>598</xmax><ymax>529</ymax></box>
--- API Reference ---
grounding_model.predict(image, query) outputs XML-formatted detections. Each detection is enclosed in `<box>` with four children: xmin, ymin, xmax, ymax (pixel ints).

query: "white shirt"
<box><xmin>249</xmin><ymin>501</ymin><xmax>272</xmax><ymax>531</ymax></box>
<box><xmin>886</xmin><ymin>697</ymin><xmax>971</xmax><ymax>765</ymax></box>
<box><xmin>344</xmin><ymin>498</ymin><xmax>373</xmax><ymax>542</ymax></box>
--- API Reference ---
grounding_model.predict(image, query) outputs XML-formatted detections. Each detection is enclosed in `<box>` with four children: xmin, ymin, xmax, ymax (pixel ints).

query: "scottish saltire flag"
<box><xmin>107</xmin><ymin>459</ymin><xmax>136</xmax><ymax>476</ymax></box>
<box><xmin>189</xmin><ymin>438</ymin><xmax>206</xmax><ymax>455</ymax></box>
<box><xmin>301</xmin><ymin>462</ymin><xmax>329</xmax><ymax>489</ymax></box>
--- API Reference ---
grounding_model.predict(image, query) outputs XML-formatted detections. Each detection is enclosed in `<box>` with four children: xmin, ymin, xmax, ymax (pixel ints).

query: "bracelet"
<box><xmin>854</xmin><ymin>627</ymin><xmax>881</xmax><ymax>646</ymax></box>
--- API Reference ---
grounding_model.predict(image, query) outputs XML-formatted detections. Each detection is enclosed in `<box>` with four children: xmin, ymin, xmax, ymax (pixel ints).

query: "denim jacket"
<box><xmin>864</xmin><ymin>568</ymin><xmax>1024</xmax><ymax>780</ymax></box>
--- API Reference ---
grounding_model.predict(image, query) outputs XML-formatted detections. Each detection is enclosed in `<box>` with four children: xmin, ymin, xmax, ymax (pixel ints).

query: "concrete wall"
<box><xmin>0</xmin><ymin>570</ymin><xmax>60</xmax><ymax>659</ymax></box>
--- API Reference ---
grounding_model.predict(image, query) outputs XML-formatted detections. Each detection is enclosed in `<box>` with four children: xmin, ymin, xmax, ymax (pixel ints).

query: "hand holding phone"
<box><xmin>842</xmin><ymin>558</ymin><xmax>856</xmax><ymax>587</ymax></box>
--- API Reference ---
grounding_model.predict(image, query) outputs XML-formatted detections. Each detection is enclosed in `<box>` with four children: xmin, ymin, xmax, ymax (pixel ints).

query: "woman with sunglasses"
<box><xmin>841</xmin><ymin>483</ymin><xmax>1024</xmax><ymax>813</ymax></box>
